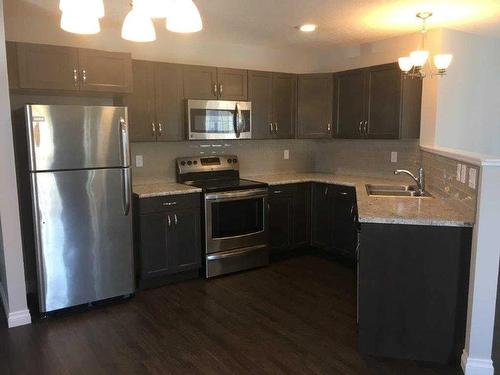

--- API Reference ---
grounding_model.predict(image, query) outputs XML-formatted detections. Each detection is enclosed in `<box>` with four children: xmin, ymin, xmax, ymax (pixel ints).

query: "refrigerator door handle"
<box><xmin>119</xmin><ymin>117</ymin><xmax>130</xmax><ymax>167</ymax></box>
<box><xmin>122</xmin><ymin>168</ymin><xmax>131</xmax><ymax>216</ymax></box>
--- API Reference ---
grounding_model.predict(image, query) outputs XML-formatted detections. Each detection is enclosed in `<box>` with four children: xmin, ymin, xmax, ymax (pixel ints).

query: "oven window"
<box><xmin>190</xmin><ymin>109</ymin><xmax>251</xmax><ymax>134</ymax></box>
<box><xmin>211</xmin><ymin>197</ymin><xmax>263</xmax><ymax>238</ymax></box>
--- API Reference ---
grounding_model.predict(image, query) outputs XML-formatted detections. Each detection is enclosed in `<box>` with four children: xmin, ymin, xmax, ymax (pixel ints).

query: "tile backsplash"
<box><xmin>314</xmin><ymin>139</ymin><xmax>421</xmax><ymax>177</ymax></box>
<box><xmin>131</xmin><ymin>139</ymin><xmax>316</xmax><ymax>184</ymax></box>
<box><xmin>421</xmin><ymin>151</ymin><xmax>478</xmax><ymax>213</ymax></box>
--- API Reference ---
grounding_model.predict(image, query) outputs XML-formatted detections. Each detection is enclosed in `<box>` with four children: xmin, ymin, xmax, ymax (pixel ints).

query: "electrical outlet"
<box><xmin>460</xmin><ymin>164</ymin><xmax>467</xmax><ymax>184</ymax></box>
<box><xmin>284</xmin><ymin>149</ymin><xmax>290</xmax><ymax>160</ymax></box>
<box><xmin>135</xmin><ymin>155</ymin><xmax>143</xmax><ymax>168</ymax></box>
<box><xmin>390</xmin><ymin>151</ymin><xmax>398</xmax><ymax>163</ymax></box>
<box><xmin>456</xmin><ymin>163</ymin><xmax>462</xmax><ymax>182</ymax></box>
<box><xmin>469</xmin><ymin>168</ymin><xmax>477</xmax><ymax>189</ymax></box>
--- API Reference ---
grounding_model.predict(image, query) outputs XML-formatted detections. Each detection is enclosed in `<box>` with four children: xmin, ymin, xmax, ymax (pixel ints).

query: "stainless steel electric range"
<box><xmin>176</xmin><ymin>155</ymin><xmax>269</xmax><ymax>278</ymax></box>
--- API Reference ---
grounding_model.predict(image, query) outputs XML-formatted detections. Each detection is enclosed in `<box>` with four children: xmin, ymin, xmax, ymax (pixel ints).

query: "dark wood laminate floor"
<box><xmin>0</xmin><ymin>254</ymin><xmax>460</xmax><ymax>375</ymax></box>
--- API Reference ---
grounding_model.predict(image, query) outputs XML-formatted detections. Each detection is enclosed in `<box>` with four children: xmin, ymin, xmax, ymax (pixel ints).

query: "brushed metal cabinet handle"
<box><xmin>273</xmin><ymin>190</ymin><xmax>283</xmax><ymax>194</ymax></box>
<box><xmin>269</xmin><ymin>122</ymin><xmax>273</xmax><ymax>134</ymax></box>
<box><xmin>73</xmin><ymin>68</ymin><xmax>78</xmax><ymax>86</ymax></box>
<box><xmin>219</xmin><ymin>83</ymin><xmax>223</xmax><ymax>97</ymax></box>
<box><xmin>158</xmin><ymin>123</ymin><xmax>163</xmax><ymax>136</ymax></box>
<box><xmin>359</xmin><ymin>121</ymin><xmax>363</xmax><ymax>134</ymax></box>
<box><xmin>213</xmin><ymin>83</ymin><xmax>218</xmax><ymax>97</ymax></box>
<box><xmin>167</xmin><ymin>215</ymin><xmax>172</xmax><ymax>228</ymax></box>
<box><xmin>174</xmin><ymin>214</ymin><xmax>178</xmax><ymax>225</ymax></box>
<box><xmin>327</xmin><ymin>123</ymin><xmax>332</xmax><ymax>132</ymax></box>
<box><xmin>162</xmin><ymin>201</ymin><xmax>177</xmax><ymax>207</ymax></box>
<box><xmin>364</xmin><ymin>120</ymin><xmax>369</xmax><ymax>135</ymax></box>
<box><xmin>82</xmin><ymin>69</ymin><xmax>87</xmax><ymax>84</ymax></box>
<box><xmin>152</xmin><ymin>122</ymin><xmax>156</xmax><ymax>136</ymax></box>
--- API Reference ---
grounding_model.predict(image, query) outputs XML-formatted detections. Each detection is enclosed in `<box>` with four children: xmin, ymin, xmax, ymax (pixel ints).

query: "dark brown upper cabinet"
<box><xmin>124</xmin><ymin>60</ymin><xmax>184</xmax><ymax>142</ymax></box>
<box><xmin>272</xmin><ymin>73</ymin><xmax>297</xmax><ymax>139</ymax></box>
<box><xmin>248</xmin><ymin>71</ymin><xmax>273</xmax><ymax>139</ymax></box>
<box><xmin>7</xmin><ymin>42</ymin><xmax>132</xmax><ymax>94</ymax></box>
<box><xmin>248</xmin><ymin>71</ymin><xmax>296</xmax><ymax>139</ymax></box>
<box><xmin>78</xmin><ymin>48</ymin><xmax>133</xmax><ymax>93</ymax></box>
<box><xmin>183</xmin><ymin>65</ymin><xmax>247</xmax><ymax>100</ymax></box>
<box><xmin>297</xmin><ymin>73</ymin><xmax>333</xmax><ymax>139</ymax></box>
<box><xmin>333</xmin><ymin>63</ymin><xmax>422</xmax><ymax>140</ymax></box>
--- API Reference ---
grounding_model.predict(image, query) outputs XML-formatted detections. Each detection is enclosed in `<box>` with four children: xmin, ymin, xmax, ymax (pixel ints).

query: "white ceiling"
<box><xmin>7</xmin><ymin>0</ymin><xmax>500</xmax><ymax>49</ymax></box>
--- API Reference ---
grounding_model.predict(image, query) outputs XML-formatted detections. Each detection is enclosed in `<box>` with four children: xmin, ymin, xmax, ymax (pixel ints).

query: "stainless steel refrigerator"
<box><xmin>23</xmin><ymin>105</ymin><xmax>134</xmax><ymax>313</ymax></box>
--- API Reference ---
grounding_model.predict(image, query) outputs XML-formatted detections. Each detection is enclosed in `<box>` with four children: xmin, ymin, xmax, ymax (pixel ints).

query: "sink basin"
<box><xmin>365</xmin><ymin>184</ymin><xmax>433</xmax><ymax>198</ymax></box>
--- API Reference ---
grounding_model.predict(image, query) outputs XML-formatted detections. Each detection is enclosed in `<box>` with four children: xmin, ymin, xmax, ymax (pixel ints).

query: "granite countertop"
<box><xmin>133</xmin><ymin>182</ymin><xmax>201</xmax><ymax>198</ymax></box>
<box><xmin>246</xmin><ymin>173</ymin><xmax>475</xmax><ymax>227</ymax></box>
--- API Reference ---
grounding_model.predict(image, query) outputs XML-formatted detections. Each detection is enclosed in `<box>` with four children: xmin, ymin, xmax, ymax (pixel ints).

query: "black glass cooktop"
<box><xmin>184</xmin><ymin>178</ymin><xmax>268</xmax><ymax>193</ymax></box>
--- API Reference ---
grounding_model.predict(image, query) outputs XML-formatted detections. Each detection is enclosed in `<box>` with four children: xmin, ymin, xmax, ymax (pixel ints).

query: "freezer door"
<box><xmin>25</xmin><ymin>105</ymin><xmax>130</xmax><ymax>171</ymax></box>
<box><xmin>31</xmin><ymin>168</ymin><xmax>134</xmax><ymax>313</ymax></box>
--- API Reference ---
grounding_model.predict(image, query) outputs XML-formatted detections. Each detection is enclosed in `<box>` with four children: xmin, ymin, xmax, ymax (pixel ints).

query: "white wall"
<box><xmin>0</xmin><ymin>0</ymin><xmax>30</xmax><ymax>327</ymax></box>
<box><xmin>434</xmin><ymin>29</ymin><xmax>500</xmax><ymax>156</ymax></box>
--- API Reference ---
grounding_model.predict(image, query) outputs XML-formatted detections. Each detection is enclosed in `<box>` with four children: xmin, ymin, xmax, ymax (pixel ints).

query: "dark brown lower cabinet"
<box><xmin>358</xmin><ymin>223</ymin><xmax>472</xmax><ymax>364</ymax></box>
<box><xmin>134</xmin><ymin>194</ymin><xmax>202</xmax><ymax>287</ymax></box>
<box><xmin>268</xmin><ymin>184</ymin><xmax>310</xmax><ymax>255</ymax></box>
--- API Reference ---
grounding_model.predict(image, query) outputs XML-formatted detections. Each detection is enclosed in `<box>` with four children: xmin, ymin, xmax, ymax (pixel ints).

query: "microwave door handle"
<box><xmin>234</xmin><ymin>103</ymin><xmax>242</xmax><ymax>138</ymax></box>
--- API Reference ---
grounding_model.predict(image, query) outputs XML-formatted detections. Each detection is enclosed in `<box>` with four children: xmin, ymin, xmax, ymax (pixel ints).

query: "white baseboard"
<box><xmin>0</xmin><ymin>281</ymin><xmax>31</xmax><ymax>328</ymax></box>
<box><xmin>461</xmin><ymin>350</ymin><xmax>494</xmax><ymax>375</ymax></box>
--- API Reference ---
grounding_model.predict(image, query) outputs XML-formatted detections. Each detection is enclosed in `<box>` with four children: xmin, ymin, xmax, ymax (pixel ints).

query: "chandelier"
<box><xmin>58</xmin><ymin>0</ymin><xmax>203</xmax><ymax>41</ymax></box>
<box><xmin>398</xmin><ymin>12</ymin><xmax>453</xmax><ymax>79</ymax></box>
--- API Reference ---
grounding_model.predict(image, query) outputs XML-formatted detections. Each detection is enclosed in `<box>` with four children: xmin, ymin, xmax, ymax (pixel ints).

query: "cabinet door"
<box><xmin>124</xmin><ymin>60</ymin><xmax>156</xmax><ymax>142</ymax></box>
<box><xmin>293</xmin><ymin>183</ymin><xmax>311</xmax><ymax>247</ymax></box>
<box><xmin>333</xmin><ymin>69</ymin><xmax>365</xmax><ymax>139</ymax></box>
<box><xmin>78</xmin><ymin>48</ymin><xmax>132</xmax><ymax>93</ymax></box>
<box><xmin>297</xmin><ymin>74</ymin><xmax>333</xmax><ymax>139</ymax></box>
<box><xmin>183</xmin><ymin>65</ymin><xmax>218</xmax><ymax>99</ymax></box>
<box><xmin>331</xmin><ymin>186</ymin><xmax>358</xmax><ymax>258</ymax></box>
<box><xmin>16</xmin><ymin>43</ymin><xmax>79</xmax><ymax>91</ymax></box>
<box><xmin>168</xmin><ymin>208</ymin><xmax>202</xmax><ymax>274</ymax></box>
<box><xmin>272</xmin><ymin>73</ymin><xmax>296</xmax><ymax>139</ymax></box>
<box><xmin>248</xmin><ymin>71</ymin><xmax>273</xmax><ymax>139</ymax></box>
<box><xmin>365</xmin><ymin>64</ymin><xmax>401</xmax><ymax>139</ymax></box>
<box><xmin>269</xmin><ymin>191</ymin><xmax>294</xmax><ymax>253</ymax></box>
<box><xmin>139</xmin><ymin>212</ymin><xmax>170</xmax><ymax>278</ymax></box>
<box><xmin>217</xmin><ymin>68</ymin><xmax>248</xmax><ymax>100</ymax></box>
<box><xmin>311</xmin><ymin>183</ymin><xmax>334</xmax><ymax>249</ymax></box>
<box><xmin>155</xmin><ymin>62</ymin><xmax>185</xmax><ymax>141</ymax></box>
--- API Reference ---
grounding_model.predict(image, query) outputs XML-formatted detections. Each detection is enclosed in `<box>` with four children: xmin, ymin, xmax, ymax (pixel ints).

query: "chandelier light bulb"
<box><xmin>409</xmin><ymin>50</ymin><xmax>429</xmax><ymax>68</ymax></box>
<box><xmin>398</xmin><ymin>57</ymin><xmax>414</xmax><ymax>73</ymax></box>
<box><xmin>122</xmin><ymin>4</ymin><xmax>157</xmax><ymax>42</ymax></box>
<box><xmin>433</xmin><ymin>54</ymin><xmax>453</xmax><ymax>72</ymax></box>
<box><xmin>60</xmin><ymin>10</ymin><xmax>100</xmax><ymax>34</ymax></box>
<box><xmin>166</xmin><ymin>0</ymin><xmax>203</xmax><ymax>33</ymax></box>
<box><xmin>59</xmin><ymin>0</ymin><xmax>105</xmax><ymax>18</ymax></box>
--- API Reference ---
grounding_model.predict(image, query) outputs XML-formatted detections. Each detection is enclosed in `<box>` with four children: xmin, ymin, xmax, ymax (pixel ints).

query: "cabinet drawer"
<box><xmin>137</xmin><ymin>193</ymin><xmax>200</xmax><ymax>214</ymax></box>
<box><xmin>331</xmin><ymin>184</ymin><xmax>356</xmax><ymax>200</ymax></box>
<box><xmin>269</xmin><ymin>184</ymin><xmax>296</xmax><ymax>196</ymax></box>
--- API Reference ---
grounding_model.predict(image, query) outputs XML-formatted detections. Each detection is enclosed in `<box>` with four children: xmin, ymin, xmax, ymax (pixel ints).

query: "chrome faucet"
<box><xmin>394</xmin><ymin>167</ymin><xmax>425</xmax><ymax>194</ymax></box>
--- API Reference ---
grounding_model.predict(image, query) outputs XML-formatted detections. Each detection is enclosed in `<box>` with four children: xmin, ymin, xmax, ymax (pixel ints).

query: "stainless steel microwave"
<box><xmin>187</xmin><ymin>100</ymin><xmax>252</xmax><ymax>140</ymax></box>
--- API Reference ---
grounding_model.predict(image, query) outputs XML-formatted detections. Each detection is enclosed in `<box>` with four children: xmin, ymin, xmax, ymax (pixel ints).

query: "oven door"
<box><xmin>188</xmin><ymin>100</ymin><xmax>252</xmax><ymax>140</ymax></box>
<box><xmin>205</xmin><ymin>188</ymin><xmax>268</xmax><ymax>254</ymax></box>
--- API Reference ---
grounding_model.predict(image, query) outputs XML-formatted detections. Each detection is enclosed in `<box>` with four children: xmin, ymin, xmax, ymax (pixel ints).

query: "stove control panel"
<box><xmin>176</xmin><ymin>155</ymin><xmax>239</xmax><ymax>175</ymax></box>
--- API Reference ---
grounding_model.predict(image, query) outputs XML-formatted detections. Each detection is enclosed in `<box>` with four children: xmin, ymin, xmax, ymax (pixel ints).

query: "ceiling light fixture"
<box><xmin>59</xmin><ymin>0</ymin><xmax>105</xmax><ymax>18</ymax></box>
<box><xmin>398</xmin><ymin>12</ymin><xmax>453</xmax><ymax>78</ymax></box>
<box><xmin>299</xmin><ymin>24</ymin><xmax>317</xmax><ymax>32</ymax></box>
<box><xmin>166</xmin><ymin>0</ymin><xmax>203</xmax><ymax>33</ymax></box>
<box><xmin>60</xmin><ymin>10</ymin><xmax>101</xmax><ymax>34</ymax></box>
<box><xmin>121</xmin><ymin>1</ymin><xmax>157</xmax><ymax>42</ymax></box>
<box><xmin>134</xmin><ymin>0</ymin><xmax>173</xmax><ymax>18</ymax></box>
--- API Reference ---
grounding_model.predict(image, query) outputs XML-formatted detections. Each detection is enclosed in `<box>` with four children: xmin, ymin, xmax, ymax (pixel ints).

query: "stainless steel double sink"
<box><xmin>365</xmin><ymin>184</ymin><xmax>433</xmax><ymax>198</ymax></box>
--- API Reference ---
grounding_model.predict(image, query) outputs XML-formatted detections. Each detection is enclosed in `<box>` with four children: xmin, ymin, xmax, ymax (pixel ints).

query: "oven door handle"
<box><xmin>205</xmin><ymin>188</ymin><xmax>268</xmax><ymax>201</ymax></box>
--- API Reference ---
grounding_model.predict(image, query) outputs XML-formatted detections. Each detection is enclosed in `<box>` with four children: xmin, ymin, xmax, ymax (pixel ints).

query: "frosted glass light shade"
<box><xmin>60</xmin><ymin>11</ymin><xmax>100</xmax><ymax>34</ymax></box>
<box><xmin>121</xmin><ymin>8</ymin><xmax>157</xmax><ymax>42</ymax></box>
<box><xmin>433</xmin><ymin>54</ymin><xmax>453</xmax><ymax>70</ymax></box>
<box><xmin>59</xmin><ymin>0</ymin><xmax>104</xmax><ymax>18</ymax></box>
<box><xmin>135</xmin><ymin>0</ymin><xmax>173</xmax><ymax>18</ymax></box>
<box><xmin>410</xmin><ymin>50</ymin><xmax>429</xmax><ymax>67</ymax></box>
<box><xmin>398</xmin><ymin>57</ymin><xmax>414</xmax><ymax>73</ymax></box>
<box><xmin>166</xmin><ymin>0</ymin><xmax>202</xmax><ymax>33</ymax></box>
